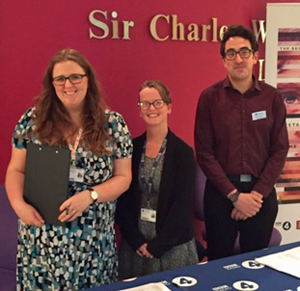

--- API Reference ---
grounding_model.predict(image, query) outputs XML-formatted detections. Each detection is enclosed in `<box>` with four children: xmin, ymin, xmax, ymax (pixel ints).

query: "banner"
<box><xmin>265</xmin><ymin>3</ymin><xmax>300</xmax><ymax>244</ymax></box>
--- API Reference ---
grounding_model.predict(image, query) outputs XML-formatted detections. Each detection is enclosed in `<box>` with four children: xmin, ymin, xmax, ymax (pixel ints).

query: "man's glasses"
<box><xmin>224</xmin><ymin>47</ymin><xmax>254</xmax><ymax>61</ymax></box>
<box><xmin>52</xmin><ymin>74</ymin><xmax>87</xmax><ymax>86</ymax></box>
<box><xmin>138</xmin><ymin>99</ymin><xmax>165</xmax><ymax>110</ymax></box>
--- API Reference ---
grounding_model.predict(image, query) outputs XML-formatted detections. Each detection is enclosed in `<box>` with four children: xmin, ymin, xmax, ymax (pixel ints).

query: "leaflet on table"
<box><xmin>119</xmin><ymin>282</ymin><xmax>171</xmax><ymax>291</ymax></box>
<box><xmin>255</xmin><ymin>246</ymin><xmax>300</xmax><ymax>278</ymax></box>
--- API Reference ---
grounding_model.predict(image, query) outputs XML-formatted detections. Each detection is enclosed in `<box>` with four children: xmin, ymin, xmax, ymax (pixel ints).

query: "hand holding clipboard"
<box><xmin>23</xmin><ymin>143</ymin><xmax>70</xmax><ymax>226</ymax></box>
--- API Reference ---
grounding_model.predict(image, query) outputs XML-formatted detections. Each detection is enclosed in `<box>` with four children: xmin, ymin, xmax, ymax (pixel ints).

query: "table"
<box><xmin>88</xmin><ymin>241</ymin><xmax>300</xmax><ymax>291</ymax></box>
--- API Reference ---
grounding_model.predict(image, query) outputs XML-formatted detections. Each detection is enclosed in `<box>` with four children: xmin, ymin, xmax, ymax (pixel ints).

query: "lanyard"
<box><xmin>68</xmin><ymin>127</ymin><xmax>83</xmax><ymax>165</ymax></box>
<box><xmin>140</xmin><ymin>137</ymin><xmax>167</xmax><ymax>206</ymax></box>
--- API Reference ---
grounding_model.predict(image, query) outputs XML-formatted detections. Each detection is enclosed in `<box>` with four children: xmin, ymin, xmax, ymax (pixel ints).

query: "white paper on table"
<box><xmin>119</xmin><ymin>282</ymin><xmax>171</xmax><ymax>291</ymax></box>
<box><xmin>255</xmin><ymin>246</ymin><xmax>300</xmax><ymax>278</ymax></box>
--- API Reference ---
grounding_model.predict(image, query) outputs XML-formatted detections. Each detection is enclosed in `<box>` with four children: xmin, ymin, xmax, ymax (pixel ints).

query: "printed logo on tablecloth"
<box><xmin>282</xmin><ymin>221</ymin><xmax>291</xmax><ymax>231</ymax></box>
<box><xmin>241</xmin><ymin>260</ymin><xmax>265</xmax><ymax>269</ymax></box>
<box><xmin>297</xmin><ymin>286</ymin><xmax>300</xmax><ymax>291</ymax></box>
<box><xmin>212</xmin><ymin>285</ymin><xmax>232</xmax><ymax>291</ymax></box>
<box><xmin>232</xmin><ymin>280</ymin><xmax>259</xmax><ymax>290</ymax></box>
<box><xmin>223</xmin><ymin>263</ymin><xmax>241</xmax><ymax>270</ymax></box>
<box><xmin>296</xmin><ymin>221</ymin><xmax>300</xmax><ymax>229</ymax></box>
<box><xmin>172</xmin><ymin>276</ymin><xmax>197</xmax><ymax>287</ymax></box>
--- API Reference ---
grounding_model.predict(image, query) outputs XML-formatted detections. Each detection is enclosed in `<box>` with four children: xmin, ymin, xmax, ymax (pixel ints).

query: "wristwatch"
<box><xmin>228</xmin><ymin>190</ymin><xmax>240</xmax><ymax>203</ymax></box>
<box><xmin>87</xmin><ymin>187</ymin><xmax>98</xmax><ymax>204</ymax></box>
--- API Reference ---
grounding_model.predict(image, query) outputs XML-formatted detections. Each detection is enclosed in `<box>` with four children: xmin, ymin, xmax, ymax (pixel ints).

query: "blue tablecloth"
<box><xmin>88</xmin><ymin>242</ymin><xmax>300</xmax><ymax>291</ymax></box>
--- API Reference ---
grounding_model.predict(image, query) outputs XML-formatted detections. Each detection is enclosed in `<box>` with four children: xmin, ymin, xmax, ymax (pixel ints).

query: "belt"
<box><xmin>227</xmin><ymin>174</ymin><xmax>255</xmax><ymax>182</ymax></box>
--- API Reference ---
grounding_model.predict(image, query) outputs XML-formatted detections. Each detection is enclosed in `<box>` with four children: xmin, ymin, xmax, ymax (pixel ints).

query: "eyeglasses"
<box><xmin>52</xmin><ymin>74</ymin><xmax>87</xmax><ymax>86</ymax></box>
<box><xmin>138</xmin><ymin>99</ymin><xmax>165</xmax><ymax>110</ymax></box>
<box><xmin>224</xmin><ymin>47</ymin><xmax>254</xmax><ymax>61</ymax></box>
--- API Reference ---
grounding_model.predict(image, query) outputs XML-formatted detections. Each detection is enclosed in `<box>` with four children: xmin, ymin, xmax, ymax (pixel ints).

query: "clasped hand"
<box><xmin>231</xmin><ymin>191</ymin><xmax>263</xmax><ymax>221</ymax></box>
<box><xmin>136</xmin><ymin>243</ymin><xmax>154</xmax><ymax>259</ymax></box>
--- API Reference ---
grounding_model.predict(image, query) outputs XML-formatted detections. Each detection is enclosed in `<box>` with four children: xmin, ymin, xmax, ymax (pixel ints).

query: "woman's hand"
<box><xmin>5</xmin><ymin>147</ymin><xmax>45</xmax><ymax>226</ymax></box>
<box><xmin>13</xmin><ymin>200</ymin><xmax>44</xmax><ymax>227</ymax></box>
<box><xmin>58</xmin><ymin>190</ymin><xmax>92</xmax><ymax>223</ymax></box>
<box><xmin>136</xmin><ymin>243</ymin><xmax>153</xmax><ymax>259</ymax></box>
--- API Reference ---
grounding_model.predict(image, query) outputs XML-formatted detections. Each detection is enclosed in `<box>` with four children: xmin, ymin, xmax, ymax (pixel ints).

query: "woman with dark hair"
<box><xmin>5</xmin><ymin>49</ymin><xmax>132</xmax><ymax>290</ymax></box>
<box><xmin>117</xmin><ymin>80</ymin><xmax>198</xmax><ymax>279</ymax></box>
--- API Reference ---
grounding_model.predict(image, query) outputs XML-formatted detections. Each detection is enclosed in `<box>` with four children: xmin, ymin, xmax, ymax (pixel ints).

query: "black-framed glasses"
<box><xmin>224</xmin><ymin>47</ymin><xmax>254</xmax><ymax>61</ymax></box>
<box><xmin>138</xmin><ymin>99</ymin><xmax>165</xmax><ymax>110</ymax></box>
<box><xmin>52</xmin><ymin>74</ymin><xmax>87</xmax><ymax>86</ymax></box>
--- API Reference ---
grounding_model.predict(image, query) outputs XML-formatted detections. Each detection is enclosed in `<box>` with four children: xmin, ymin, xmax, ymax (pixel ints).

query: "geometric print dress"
<box><xmin>12</xmin><ymin>108</ymin><xmax>133</xmax><ymax>291</ymax></box>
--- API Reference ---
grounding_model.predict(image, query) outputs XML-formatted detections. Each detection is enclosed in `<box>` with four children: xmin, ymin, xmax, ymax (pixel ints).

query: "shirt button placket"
<box><xmin>241</xmin><ymin>97</ymin><xmax>246</xmax><ymax>173</ymax></box>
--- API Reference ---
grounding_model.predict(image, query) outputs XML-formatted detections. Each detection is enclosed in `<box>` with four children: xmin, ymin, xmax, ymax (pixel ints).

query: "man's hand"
<box><xmin>251</xmin><ymin>190</ymin><xmax>264</xmax><ymax>200</ymax></box>
<box><xmin>233</xmin><ymin>193</ymin><xmax>263</xmax><ymax>217</ymax></box>
<box><xmin>230</xmin><ymin>207</ymin><xmax>248</xmax><ymax>220</ymax></box>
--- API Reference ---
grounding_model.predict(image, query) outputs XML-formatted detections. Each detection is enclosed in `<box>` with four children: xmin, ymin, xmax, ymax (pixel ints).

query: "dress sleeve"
<box><xmin>106</xmin><ymin>111</ymin><xmax>133</xmax><ymax>159</ymax></box>
<box><xmin>12</xmin><ymin>108</ymin><xmax>36</xmax><ymax>149</ymax></box>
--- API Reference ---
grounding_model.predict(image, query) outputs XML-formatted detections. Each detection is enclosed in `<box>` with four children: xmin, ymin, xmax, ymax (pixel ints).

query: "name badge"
<box><xmin>141</xmin><ymin>208</ymin><xmax>156</xmax><ymax>223</ymax></box>
<box><xmin>252</xmin><ymin>110</ymin><xmax>267</xmax><ymax>121</ymax></box>
<box><xmin>69</xmin><ymin>167</ymin><xmax>84</xmax><ymax>183</ymax></box>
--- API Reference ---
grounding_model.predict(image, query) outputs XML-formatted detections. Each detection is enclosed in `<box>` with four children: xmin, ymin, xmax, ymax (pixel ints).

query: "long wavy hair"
<box><xmin>32</xmin><ymin>49</ymin><xmax>110</xmax><ymax>155</ymax></box>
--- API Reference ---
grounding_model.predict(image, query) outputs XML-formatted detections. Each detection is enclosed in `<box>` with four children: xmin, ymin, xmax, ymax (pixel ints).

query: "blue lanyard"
<box><xmin>140</xmin><ymin>137</ymin><xmax>167</xmax><ymax>206</ymax></box>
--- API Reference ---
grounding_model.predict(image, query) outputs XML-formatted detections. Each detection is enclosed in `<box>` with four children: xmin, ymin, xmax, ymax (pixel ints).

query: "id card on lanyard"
<box><xmin>69</xmin><ymin>127</ymin><xmax>84</xmax><ymax>183</ymax></box>
<box><xmin>141</xmin><ymin>208</ymin><xmax>157</xmax><ymax>223</ymax></box>
<box><xmin>140</xmin><ymin>137</ymin><xmax>167</xmax><ymax>223</ymax></box>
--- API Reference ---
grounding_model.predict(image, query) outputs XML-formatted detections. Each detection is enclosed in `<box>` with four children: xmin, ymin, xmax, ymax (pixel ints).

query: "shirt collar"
<box><xmin>222</xmin><ymin>75</ymin><xmax>262</xmax><ymax>92</ymax></box>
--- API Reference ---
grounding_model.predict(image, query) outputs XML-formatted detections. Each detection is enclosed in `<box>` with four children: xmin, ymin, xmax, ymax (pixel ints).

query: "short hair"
<box><xmin>220</xmin><ymin>25</ymin><xmax>259</xmax><ymax>58</ymax></box>
<box><xmin>139</xmin><ymin>80</ymin><xmax>172</xmax><ymax>104</ymax></box>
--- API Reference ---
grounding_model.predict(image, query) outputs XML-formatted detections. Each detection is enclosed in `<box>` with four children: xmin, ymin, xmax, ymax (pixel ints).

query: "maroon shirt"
<box><xmin>194</xmin><ymin>76</ymin><xmax>289</xmax><ymax>197</ymax></box>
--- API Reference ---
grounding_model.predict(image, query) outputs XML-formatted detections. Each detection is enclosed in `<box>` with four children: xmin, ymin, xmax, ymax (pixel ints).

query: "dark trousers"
<box><xmin>204</xmin><ymin>177</ymin><xmax>278</xmax><ymax>261</ymax></box>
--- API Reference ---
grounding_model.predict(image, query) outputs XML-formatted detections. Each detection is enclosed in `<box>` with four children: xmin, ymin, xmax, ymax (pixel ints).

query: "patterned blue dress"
<box><xmin>12</xmin><ymin>108</ymin><xmax>132</xmax><ymax>291</ymax></box>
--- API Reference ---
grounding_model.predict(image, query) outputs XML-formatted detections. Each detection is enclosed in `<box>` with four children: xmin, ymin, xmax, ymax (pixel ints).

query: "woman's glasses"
<box><xmin>138</xmin><ymin>99</ymin><xmax>165</xmax><ymax>110</ymax></box>
<box><xmin>52</xmin><ymin>74</ymin><xmax>87</xmax><ymax>86</ymax></box>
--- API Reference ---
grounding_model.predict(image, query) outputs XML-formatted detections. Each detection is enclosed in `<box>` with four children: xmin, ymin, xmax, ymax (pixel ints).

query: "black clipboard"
<box><xmin>23</xmin><ymin>143</ymin><xmax>70</xmax><ymax>226</ymax></box>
